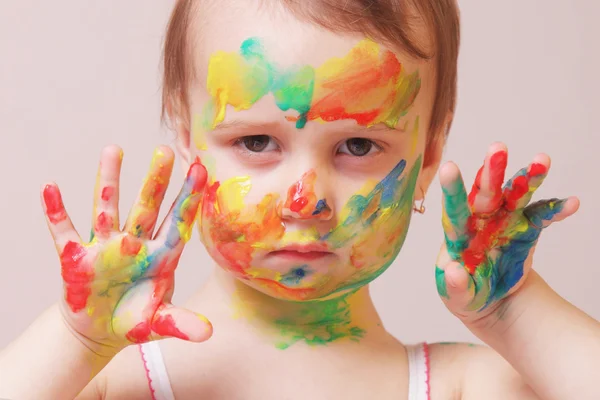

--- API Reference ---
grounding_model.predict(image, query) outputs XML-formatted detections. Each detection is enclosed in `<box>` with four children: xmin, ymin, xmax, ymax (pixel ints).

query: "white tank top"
<box><xmin>139</xmin><ymin>341</ymin><xmax>431</xmax><ymax>400</ymax></box>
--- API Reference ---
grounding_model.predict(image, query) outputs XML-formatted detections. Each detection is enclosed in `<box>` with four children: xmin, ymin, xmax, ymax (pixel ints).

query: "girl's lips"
<box><xmin>267</xmin><ymin>243</ymin><xmax>333</xmax><ymax>261</ymax></box>
<box><xmin>268</xmin><ymin>249</ymin><xmax>333</xmax><ymax>261</ymax></box>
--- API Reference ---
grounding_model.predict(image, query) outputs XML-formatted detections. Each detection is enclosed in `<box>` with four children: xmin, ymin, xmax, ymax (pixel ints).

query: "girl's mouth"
<box><xmin>267</xmin><ymin>243</ymin><xmax>333</xmax><ymax>261</ymax></box>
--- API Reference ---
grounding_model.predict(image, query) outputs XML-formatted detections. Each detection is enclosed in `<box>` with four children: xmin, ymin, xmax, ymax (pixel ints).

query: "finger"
<box><xmin>154</xmin><ymin>158</ymin><xmax>208</xmax><ymax>250</ymax></box>
<box><xmin>524</xmin><ymin>196</ymin><xmax>579</xmax><ymax>229</ymax></box>
<box><xmin>468</xmin><ymin>142</ymin><xmax>508</xmax><ymax>213</ymax></box>
<box><xmin>91</xmin><ymin>145</ymin><xmax>123</xmax><ymax>241</ymax></box>
<box><xmin>439</xmin><ymin>161</ymin><xmax>471</xmax><ymax>258</ymax></box>
<box><xmin>503</xmin><ymin>153</ymin><xmax>550</xmax><ymax>211</ymax></box>
<box><xmin>124</xmin><ymin>146</ymin><xmax>175</xmax><ymax>239</ymax></box>
<box><xmin>41</xmin><ymin>183</ymin><xmax>82</xmax><ymax>252</ymax></box>
<box><xmin>151</xmin><ymin>305</ymin><xmax>213</xmax><ymax>343</ymax></box>
<box><xmin>436</xmin><ymin>261</ymin><xmax>475</xmax><ymax>314</ymax></box>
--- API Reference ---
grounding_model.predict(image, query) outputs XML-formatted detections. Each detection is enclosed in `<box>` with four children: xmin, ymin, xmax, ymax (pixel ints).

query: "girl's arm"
<box><xmin>1</xmin><ymin>146</ymin><xmax>212</xmax><ymax>399</ymax></box>
<box><xmin>467</xmin><ymin>271</ymin><xmax>600</xmax><ymax>400</ymax></box>
<box><xmin>0</xmin><ymin>304</ymin><xmax>111</xmax><ymax>399</ymax></box>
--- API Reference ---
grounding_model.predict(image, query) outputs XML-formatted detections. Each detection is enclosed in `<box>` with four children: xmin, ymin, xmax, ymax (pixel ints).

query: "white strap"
<box><xmin>406</xmin><ymin>343</ymin><xmax>430</xmax><ymax>400</ymax></box>
<box><xmin>139</xmin><ymin>341</ymin><xmax>176</xmax><ymax>400</ymax></box>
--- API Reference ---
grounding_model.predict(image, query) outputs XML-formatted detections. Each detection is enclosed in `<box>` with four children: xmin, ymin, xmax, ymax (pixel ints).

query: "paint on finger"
<box><xmin>43</xmin><ymin>185</ymin><xmax>68</xmax><ymax>224</ymax></box>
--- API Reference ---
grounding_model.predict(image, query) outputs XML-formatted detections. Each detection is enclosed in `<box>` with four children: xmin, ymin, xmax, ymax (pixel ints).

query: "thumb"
<box><xmin>436</xmin><ymin>261</ymin><xmax>475</xmax><ymax>315</ymax></box>
<box><xmin>151</xmin><ymin>305</ymin><xmax>213</xmax><ymax>343</ymax></box>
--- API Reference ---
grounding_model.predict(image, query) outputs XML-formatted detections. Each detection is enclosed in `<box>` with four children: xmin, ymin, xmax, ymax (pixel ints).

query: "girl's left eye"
<box><xmin>337</xmin><ymin>138</ymin><xmax>382</xmax><ymax>157</ymax></box>
<box><xmin>235</xmin><ymin>135</ymin><xmax>280</xmax><ymax>153</ymax></box>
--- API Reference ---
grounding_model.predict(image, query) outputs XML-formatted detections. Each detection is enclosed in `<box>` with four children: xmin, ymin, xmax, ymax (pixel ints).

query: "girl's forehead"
<box><xmin>191</xmin><ymin>5</ymin><xmax>428</xmax><ymax>77</ymax></box>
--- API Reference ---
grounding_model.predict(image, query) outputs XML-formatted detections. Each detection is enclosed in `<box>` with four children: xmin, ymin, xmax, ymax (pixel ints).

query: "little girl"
<box><xmin>1</xmin><ymin>1</ymin><xmax>598</xmax><ymax>399</ymax></box>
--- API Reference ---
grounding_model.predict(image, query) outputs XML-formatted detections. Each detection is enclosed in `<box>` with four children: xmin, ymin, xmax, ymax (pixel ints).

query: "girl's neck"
<box><xmin>189</xmin><ymin>267</ymin><xmax>388</xmax><ymax>349</ymax></box>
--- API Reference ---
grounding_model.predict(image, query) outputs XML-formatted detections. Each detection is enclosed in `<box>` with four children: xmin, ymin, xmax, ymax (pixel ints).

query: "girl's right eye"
<box><xmin>234</xmin><ymin>135</ymin><xmax>280</xmax><ymax>153</ymax></box>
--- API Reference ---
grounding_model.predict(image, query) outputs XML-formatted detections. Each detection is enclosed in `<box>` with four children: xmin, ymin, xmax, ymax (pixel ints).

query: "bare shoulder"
<box><xmin>75</xmin><ymin>344</ymin><xmax>152</xmax><ymax>400</ymax></box>
<box><xmin>428</xmin><ymin>342</ymin><xmax>539</xmax><ymax>400</ymax></box>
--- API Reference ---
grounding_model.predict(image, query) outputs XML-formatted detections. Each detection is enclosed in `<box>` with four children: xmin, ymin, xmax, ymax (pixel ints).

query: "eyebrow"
<box><xmin>211</xmin><ymin>119</ymin><xmax>405</xmax><ymax>135</ymax></box>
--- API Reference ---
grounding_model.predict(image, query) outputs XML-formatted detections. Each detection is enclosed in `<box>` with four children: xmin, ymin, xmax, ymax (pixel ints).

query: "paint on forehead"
<box><xmin>203</xmin><ymin>38</ymin><xmax>421</xmax><ymax>131</ymax></box>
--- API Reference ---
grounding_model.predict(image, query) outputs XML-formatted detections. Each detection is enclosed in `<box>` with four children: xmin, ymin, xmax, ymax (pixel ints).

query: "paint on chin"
<box><xmin>202</xmin><ymin>38</ymin><xmax>421</xmax><ymax>130</ymax></box>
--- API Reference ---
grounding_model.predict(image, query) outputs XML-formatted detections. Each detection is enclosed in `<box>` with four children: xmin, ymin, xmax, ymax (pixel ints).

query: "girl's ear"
<box><xmin>166</xmin><ymin>100</ymin><xmax>192</xmax><ymax>175</ymax></box>
<box><xmin>415</xmin><ymin>111</ymin><xmax>453</xmax><ymax>201</ymax></box>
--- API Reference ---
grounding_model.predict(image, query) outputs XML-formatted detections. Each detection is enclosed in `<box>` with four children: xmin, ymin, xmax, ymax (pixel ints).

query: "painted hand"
<box><xmin>435</xmin><ymin>142</ymin><xmax>579</xmax><ymax>323</ymax></box>
<box><xmin>41</xmin><ymin>145</ymin><xmax>212</xmax><ymax>356</ymax></box>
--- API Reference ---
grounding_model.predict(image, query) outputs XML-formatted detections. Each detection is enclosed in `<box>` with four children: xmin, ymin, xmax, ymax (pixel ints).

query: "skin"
<box><xmin>1</xmin><ymin>3</ymin><xmax>600</xmax><ymax>400</ymax></box>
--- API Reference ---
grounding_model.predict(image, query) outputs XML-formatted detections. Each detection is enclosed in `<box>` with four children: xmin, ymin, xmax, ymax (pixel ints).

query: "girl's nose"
<box><xmin>281</xmin><ymin>170</ymin><xmax>333</xmax><ymax>221</ymax></box>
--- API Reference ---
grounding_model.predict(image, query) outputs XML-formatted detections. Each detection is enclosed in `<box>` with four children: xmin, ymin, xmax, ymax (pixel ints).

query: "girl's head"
<box><xmin>163</xmin><ymin>0</ymin><xmax>460</xmax><ymax>301</ymax></box>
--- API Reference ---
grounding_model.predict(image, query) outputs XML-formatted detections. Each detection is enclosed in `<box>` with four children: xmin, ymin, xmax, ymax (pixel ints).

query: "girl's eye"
<box><xmin>237</xmin><ymin>135</ymin><xmax>279</xmax><ymax>152</ymax></box>
<box><xmin>338</xmin><ymin>138</ymin><xmax>381</xmax><ymax>157</ymax></box>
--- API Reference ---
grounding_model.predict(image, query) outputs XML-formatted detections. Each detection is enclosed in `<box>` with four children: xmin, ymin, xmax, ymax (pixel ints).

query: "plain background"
<box><xmin>0</xmin><ymin>1</ymin><xmax>598</xmax><ymax>348</ymax></box>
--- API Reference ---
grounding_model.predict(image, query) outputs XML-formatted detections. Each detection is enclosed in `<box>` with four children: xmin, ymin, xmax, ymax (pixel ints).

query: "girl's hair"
<box><xmin>162</xmin><ymin>0</ymin><xmax>460</xmax><ymax>167</ymax></box>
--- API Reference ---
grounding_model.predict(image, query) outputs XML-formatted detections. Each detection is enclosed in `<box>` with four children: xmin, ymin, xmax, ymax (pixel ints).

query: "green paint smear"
<box><xmin>435</xmin><ymin>266</ymin><xmax>449</xmax><ymax>299</ymax></box>
<box><xmin>274</xmin><ymin>293</ymin><xmax>366</xmax><ymax>349</ymax></box>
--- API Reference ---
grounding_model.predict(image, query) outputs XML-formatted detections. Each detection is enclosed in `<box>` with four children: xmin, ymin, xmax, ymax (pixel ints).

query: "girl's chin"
<box><xmin>230</xmin><ymin>273</ymin><xmax>362</xmax><ymax>302</ymax></box>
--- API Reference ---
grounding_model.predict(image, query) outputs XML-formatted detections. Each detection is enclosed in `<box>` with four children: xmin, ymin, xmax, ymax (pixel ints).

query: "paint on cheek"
<box><xmin>323</xmin><ymin>155</ymin><xmax>422</xmax><ymax>293</ymax></box>
<box><xmin>43</xmin><ymin>185</ymin><xmax>67</xmax><ymax>225</ymax></box>
<box><xmin>201</xmin><ymin>177</ymin><xmax>286</xmax><ymax>276</ymax></box>
<box><xmin>205</xmin><ymin>38</ymin><xmax>420</xmax><ymax>130</ymax></box>
<box><xmin>60</xmin><ymin>241</ymin><xmax>93</xmax><ymax>313</ymax></box>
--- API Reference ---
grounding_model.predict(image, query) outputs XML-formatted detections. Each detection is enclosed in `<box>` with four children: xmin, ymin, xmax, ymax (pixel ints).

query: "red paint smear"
<box><xmin>290</xmin><ymin>196</ymin><xmax>308</xmax><ymax>212</ymax></box>
<box><xmin>152</xmin><ymin>313</ymin><xmax>189</xmax><ymax>340</ymax></box>
<box><xmin>121</xmin><ymin>236</ymin><xmax>142</xmax><ymax>256</ymax></box>
<box><xmin>60</xmin><ymin>241</ymin><xmax>93</xmax><ymax>313</ymax></box>
<box><xmin>468</xmin><ymin>151</ymin><xmax>507</xmax><ymax>208</ymax></box>
<box><xmin>217</xmin><ymin>242</ymin><xmax>252</xmax><ymax>276</ymax></box>
<box><xmin>95</xmin><ymin>212</ymin><xmax>113</xmax><ymax>237</ymax></box>
<box><xmin>187</xmin><ymin>159</ymin><xmax>208</xmax><ymax>194</ymax></box>
<box><xmin>307</xmin><ymin>52</ymin><xmax>403</xmax><ymax>125</ymax></box>
<box><xmin>101</xmin><ymin>186</ymin><xmax>115</xmax><ymax>202</ymax></box>
<box><xmin>463</xmin><ymin>211</ymin><xmax>510</xmax><ymax>274</ymax></box>
<box><xmin>284</xmin><ymin>171</ymin><xmax>318</xmax><ymax>218</ymax></box>
<box><xmin>504</xmin><ymin>175</ymin><xmax>528</xmax><ymax>211</ymax></box>
<box><xmin>126</xmin><ymin>321</ymin><xmax>151</xmax><ymax>343</ymax></box>
<box><xmin>43</xmin><ymin>185</ymin><xmax>67</xmax><ymax>225</ymax></box>
<box><xmin>528</xmin><ymin>162</ymin><xmax>547</xmax><ymax>177</ymax></box>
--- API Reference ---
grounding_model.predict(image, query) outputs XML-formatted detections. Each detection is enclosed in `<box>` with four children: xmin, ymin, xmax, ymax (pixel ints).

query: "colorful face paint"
<box><xmin>437</xmin><ymin>152</ymin><xmax>566</xmax><ymax>311</ymax></box>
<box><xmin>200</xmin><ymin>38</ymin><xmax>420</xmax><ymax>131</ymax></box>
<box><xmin>200</xmin><ymin>154</ymin><xmax>421</xmax><ymax>303</ymax></box>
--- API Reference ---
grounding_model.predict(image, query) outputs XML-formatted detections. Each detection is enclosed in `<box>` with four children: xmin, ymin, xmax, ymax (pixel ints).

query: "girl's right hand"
<box><xmin>41</xmin><ymin>145</ymin><xmax>212</xmax><ymax>357</ymax></box>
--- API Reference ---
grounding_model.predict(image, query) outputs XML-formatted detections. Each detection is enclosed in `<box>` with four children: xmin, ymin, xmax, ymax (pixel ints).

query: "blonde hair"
<box><xmin>162</xmin><ymin>0</ymin><xmax>460</xmax><ymax>167</ymax></box>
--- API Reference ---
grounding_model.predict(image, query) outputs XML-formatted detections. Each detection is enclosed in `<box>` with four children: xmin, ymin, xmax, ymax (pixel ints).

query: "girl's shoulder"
<box><xmin>76</xmin><ymin>344</ymin><xmax>153</xmax><ymax>400</ymax></box>
<box><xmin>428</xmin><ymin>342</ymin><xmax>537</xmax><ymax>400</ymax></box>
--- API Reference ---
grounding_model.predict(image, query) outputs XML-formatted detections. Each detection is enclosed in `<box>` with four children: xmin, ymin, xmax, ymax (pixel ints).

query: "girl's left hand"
<box><xmin>435</xmin><ymin>142</ymin><xmax>579</xmax><ymax>324</ymax></box>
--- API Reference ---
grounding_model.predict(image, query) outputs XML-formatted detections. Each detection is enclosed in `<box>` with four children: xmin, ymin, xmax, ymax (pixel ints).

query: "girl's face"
<box><xmin>181</xmin><ymin>5</ymin><xmax>439</xmax><ymax>301</ymax></box>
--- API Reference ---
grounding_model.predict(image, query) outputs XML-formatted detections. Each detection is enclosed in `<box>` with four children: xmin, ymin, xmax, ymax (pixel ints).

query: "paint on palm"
<box><xmin>44</xmin><ymin>153</ymin><xmax>208</xmax><ymax>346</ymax></box>
<box><xmin>199</xmin><ymin>38</ymin><xmax>421</xmax><ymax>130</ymax></box>
<box><xmin>437</xmin><ymin>150</ymin><xmax>566</xmax><ymax>311</ymax></box>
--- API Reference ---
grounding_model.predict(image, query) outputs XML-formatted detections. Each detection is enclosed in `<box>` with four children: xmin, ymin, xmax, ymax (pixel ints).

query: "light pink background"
<box><xmin>1</xmin><ymin>1</ymin><xmax>598</xmax><ymax>347</ymax></box>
